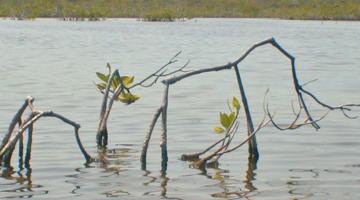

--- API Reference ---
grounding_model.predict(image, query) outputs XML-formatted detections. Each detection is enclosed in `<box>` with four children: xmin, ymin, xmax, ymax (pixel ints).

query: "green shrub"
<box><xmin>142</xmin><ymin>8</ymin><xmax>176</xmax><ymax>22</ymax></box>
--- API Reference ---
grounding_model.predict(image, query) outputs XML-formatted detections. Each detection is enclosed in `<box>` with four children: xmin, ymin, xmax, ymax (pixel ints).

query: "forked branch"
<box><xmin>0</xmin><ymin>97</ymin><xmax>93</xmax><ymax>171</ymax></box>
<box><xmin>142</xmin><ymin>37</ymin><xmax>359</xmax><ymax>170</ymax></box>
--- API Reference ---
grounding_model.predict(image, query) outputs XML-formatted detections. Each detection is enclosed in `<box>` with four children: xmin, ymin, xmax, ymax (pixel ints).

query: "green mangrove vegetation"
<box><xmin>0</xmin><ymin>0</ymin><xmax>359</xmax><ymax>21</ymax></box>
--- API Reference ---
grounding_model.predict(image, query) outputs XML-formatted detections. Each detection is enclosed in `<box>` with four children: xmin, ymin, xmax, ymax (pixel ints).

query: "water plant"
<box><xmin>94</xmin><ymin>64</ymin><xmax>140</xmax><ymax>147</ymax></box>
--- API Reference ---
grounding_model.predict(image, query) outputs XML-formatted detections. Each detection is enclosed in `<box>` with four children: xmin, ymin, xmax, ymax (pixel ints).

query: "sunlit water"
<box><xmin>0</xmin><ymin>18</ymin><xmax>359</xmax><ymax>199</ymax></box>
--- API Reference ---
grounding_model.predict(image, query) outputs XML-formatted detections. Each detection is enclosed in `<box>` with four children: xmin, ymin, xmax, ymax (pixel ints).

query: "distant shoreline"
<box><xmin>1</xmin><ymin>0</ymin><xmax>359</xmax><ymax>21</ymax></box>
<box><xmin>1</xmin><ymin>17</ymin><xmax>360</xmax><ymax>22</ymax></box>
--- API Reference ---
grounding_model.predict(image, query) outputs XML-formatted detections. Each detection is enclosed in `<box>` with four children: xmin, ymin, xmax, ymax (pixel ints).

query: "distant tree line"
<box><xmin>0</xmin><ymin>0</ymin><xmax>359</xmax><ymax>21</ymax></box>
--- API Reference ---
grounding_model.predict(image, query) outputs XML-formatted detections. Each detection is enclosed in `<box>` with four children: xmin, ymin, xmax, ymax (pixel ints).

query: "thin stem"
<box><xmin>141</xmin><ymin>107</ymin><xmax>163</xmax><ymax>170</ymax></box>
<box><xmin>234</xmin><ymin>65</ymin><xmax>259</xmax><ymax>160</ymax></box>
<box><xmin>18</xmin><ymin>133</ymin><xmax>24</xmax><ymax>171</ymax></box>
<box><xmin>160</xmin><ymin>84</ymin><xmax>170</xmax><ymax>172</ymax></box>
<box><xmin>24</xmin><ymin>124</ymin><xmax>33</xmax><ymax>169</ymax></box>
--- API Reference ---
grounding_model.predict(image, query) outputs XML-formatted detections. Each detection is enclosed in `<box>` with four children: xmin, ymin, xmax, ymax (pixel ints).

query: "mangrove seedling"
<box><xmin>95</xmin><ymin>53</ymin><xmax>189</xmax><ymax>148</ymax></box>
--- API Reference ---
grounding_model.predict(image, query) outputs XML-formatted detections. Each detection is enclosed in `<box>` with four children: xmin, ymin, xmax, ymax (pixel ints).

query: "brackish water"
<box><xmin>0</xmin><ymin>18</ymin><xmax>359</xmax><ymax>199</ymax></box>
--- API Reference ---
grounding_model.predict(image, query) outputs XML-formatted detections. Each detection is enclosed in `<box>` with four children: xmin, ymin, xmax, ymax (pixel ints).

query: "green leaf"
<box><xmin>214</xmin><ymin>127</ymin><xmax>225</xmax><ymax>134</ymax></box>
<box><xmin>228</xmin><ymin>112</ymin><xmax>236</xmax><ymax>125</ymax></box>
<box><xmin>118</xmin><ymin>92</ymin><xmax>140</xmax><ymax>104</ymax></box>
<box><xmin>120</xmin><ymin>76</ymin><xmax>135</xmax><ymax>87</ymax></box>
<box><xmin>96</xmin><ymin>72</ymin><xmax>109</xmax><ymax>83</ymax></box>
<box><xmin>220</xmin><ymin>112</ymin><xmax>231</xmax><ymax>129</ymax></box>
<box><xmin>96</xmin><ymin>83</ymin><xmax>107</xmax><ymax>90</ymax></box>
<box><xmin>232</xmin><ymin>96</ymin><xmax>240</xmax><ymax>111</ymax></box>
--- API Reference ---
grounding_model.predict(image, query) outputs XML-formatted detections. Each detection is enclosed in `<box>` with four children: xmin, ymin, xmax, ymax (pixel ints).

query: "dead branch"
<box><xmin>0</xmin><ymin>96</ymin><xmax>33</xmax><ymax>155</ymax></box>
<box><xmin>141</xmin><ymin>107</ymin><xmax>162</xmax><ymax>170</ymax></box>
<box><xmin>129</xmin><ymin>51</ymin><xmax>189</xmax><ymax>89</ymax></box>
<box><xmin>234</xmin><ymin>64</ymin><xmax>258</xmax><ymax>159</ymax></box>
<box><xmin>0</xmin><ymin>98</ymin><xmax>93</xmax><ymax>170</ymax></box>
<box><xmin>160</xmin><ymin>84</ymin><xmax>170</xmax><ymax>172</ymax></box>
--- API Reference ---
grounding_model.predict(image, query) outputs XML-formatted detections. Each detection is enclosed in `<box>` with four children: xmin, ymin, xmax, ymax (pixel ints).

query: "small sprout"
<box><xmin>213</xmin><ymin>96</ymin><xmax>240</xmax><ymax>134</ymax></box>
<box><xmin>220</xmin><ymin>112</ymin><xmax>236</xmax><ymax>129</ymax></box>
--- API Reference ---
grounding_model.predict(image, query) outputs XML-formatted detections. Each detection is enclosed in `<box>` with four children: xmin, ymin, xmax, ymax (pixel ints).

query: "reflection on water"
<box><xmin>96</xmin><ymin>146</ymin><xmax>135</xmax><ymax>174</ymax></box>
<box><xmin>207</xmin><ymin>157</ymin><xmax>260</xmax><ymax>200</ymax></box>
<box><xmin>143</xmin><ymin>171</ymin><xmax>174</xmax><ymax>199</ymax></box>
<box><xmin>0</xmin><ymin>168</ymin><xmax>49</xmax><ymax>199</ymax></box>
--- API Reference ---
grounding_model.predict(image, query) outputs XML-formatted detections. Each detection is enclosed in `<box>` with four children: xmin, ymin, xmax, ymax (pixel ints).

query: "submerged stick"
<box><xmin>141</xmin><ymin>107</ymin><xmax>162</xmax><ymax>170</ymax></box>
<box><xmin>234</xmin><ymin>65</ymin><xmax>259</xmax><ymax>160</ymax></box>
<box><xmin>160</xmin><ymin>84</ymin><xmax>170</xmax><ymax>172</ymax></box>
<box><xmin>24</xmin><ymin>124</ymin><xmax>33</xmax><ymax>169</ymax></box>
<box><xmin>0</xmin><ymin>97</ymin><xmax>33</xmax><ymax>156</ymax></box>
<box><xmin>1</xmin><ymin>98</ymin><xmax>93</xmax><ymax>169</ymax></box>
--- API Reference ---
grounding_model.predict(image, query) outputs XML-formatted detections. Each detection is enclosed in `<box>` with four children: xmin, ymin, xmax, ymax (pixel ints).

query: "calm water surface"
<box><xmin>0</xmin><ymin>18</ymin><xmax>359</xmax><ymax>199</ymax></box>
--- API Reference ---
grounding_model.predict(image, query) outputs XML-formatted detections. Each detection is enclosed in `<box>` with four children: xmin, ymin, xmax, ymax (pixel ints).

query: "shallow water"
<box><xmin>0</xmin><ymin>18</ymin><xmax>359</xmax><ymax>199</ymax></box>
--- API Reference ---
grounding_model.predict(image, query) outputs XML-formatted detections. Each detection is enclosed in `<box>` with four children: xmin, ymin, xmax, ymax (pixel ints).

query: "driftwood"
<box><xmin>0</xmin><ymin>96</ymin><xmax>92</xmax><ymax>175</ymax></box>
<box><xmin>140</xmin><ymin>37</ymin><xmax>360</xmax><ymax>170</ymax></box>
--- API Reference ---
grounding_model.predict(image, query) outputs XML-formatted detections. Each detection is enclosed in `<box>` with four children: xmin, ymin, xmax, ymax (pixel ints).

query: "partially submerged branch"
<box><xmin>0</xmin><ymin>96</ymin><xmax>34</xmax><ymax>158</ymax></box>
<box><xmin>140</xmin><ymin>84</ymin><xmax>170</xmax><ymax>171</ymax></box>
<box><xmin>0</xmin><ymin>97</ymin><xmax>93</xmax><ymax>171</ymax></box>
<box><xmin>142</xmin><ymin>37</ymin><xmax>360</xmax><ymax>170</ymax></box>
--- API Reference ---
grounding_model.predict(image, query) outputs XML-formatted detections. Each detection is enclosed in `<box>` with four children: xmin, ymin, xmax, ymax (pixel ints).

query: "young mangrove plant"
<box><xmin>0</xmin><ymin>96</ymin><xmax>92</xmax><ymax>176</ymax></box>
<box><xmin>95</xmin><ymin>64</ymin><xmax>140</xmax><ymax>148</ymax></box>
<box><xmin>140</xmin><ymin>37</ymin><xmax>360</xmax><ymax>171</ymax></box>
<box><xmin>181</xmin><ymin>96</ymin><xmax>271</xmax><ymax>170</ymax></box>
<box><xmin>95</xmin><ymin>53</ymin><xmax>189</xmax><ymax>148</ymax></box>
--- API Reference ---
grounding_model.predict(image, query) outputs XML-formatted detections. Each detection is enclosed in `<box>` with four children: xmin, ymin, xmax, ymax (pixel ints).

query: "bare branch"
<box><xmin>1</xmin><ymin>99</ymin><xmax>93</xmax><ymax>166</ymax></box>
<box><xmin>162</xmin><ymin>63</ymin><xmax>233</xmax><ymax>85</ymax></box>
<box><xmin>130</xmin><ymin>51</ymin><xmax>183</xmax><ymax>89</ymax></box>
<box><xmin>160</xmin><ymin>84</ymin><xmax>170</xmax><ymax>171</ymax></box>
<box><xmin>160</xmin><ymin>60</ymin><xmax>190</xmax><ymax>76</ymax></box>
<box><xmin>301</xmin><ymin>78</ymin><xmax>318</xmax><ymax>87</ymax></box>
<box><xmin>217</xmin><ymin>118</ymin><xmax>270</xmax><ymax>156</ymax></box>
<box><xmin>141</xmin><ymin>107</ymin><xmax>163</xmax><ymax>169</ymax></box>
<box><xmin>0</xmin><ymin>96</ymin><xmax>34</xmax><ymax>153</ymax></box>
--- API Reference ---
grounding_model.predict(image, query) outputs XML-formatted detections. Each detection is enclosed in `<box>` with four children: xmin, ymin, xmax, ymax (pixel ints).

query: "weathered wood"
<box><xmin>140</xmin><ymin>107</ymin><xmax>162</xmax><ymax>170</ymax></box>
<box><xmin>160</xmin><ymin>84</ymin><xmax>170</xmax><ymax>172</ymax></box>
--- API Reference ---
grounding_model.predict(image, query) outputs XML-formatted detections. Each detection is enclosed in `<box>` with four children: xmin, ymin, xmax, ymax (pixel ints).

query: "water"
<box><xmin>0</xmin><ymin>18</ymin><xmax>359</xmax><ymax>199</ymax></box>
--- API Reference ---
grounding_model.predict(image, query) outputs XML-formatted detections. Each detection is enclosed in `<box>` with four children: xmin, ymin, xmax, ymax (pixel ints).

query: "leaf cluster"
<box><xmin>95</xmin><ymin>66</ymin><xmax>140</xmax><ymax>104</ymax></box>
<box><xmin>214</xmin><ymin>97</ymin><xmax>240</xmax><ymax>134</ymax></box>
